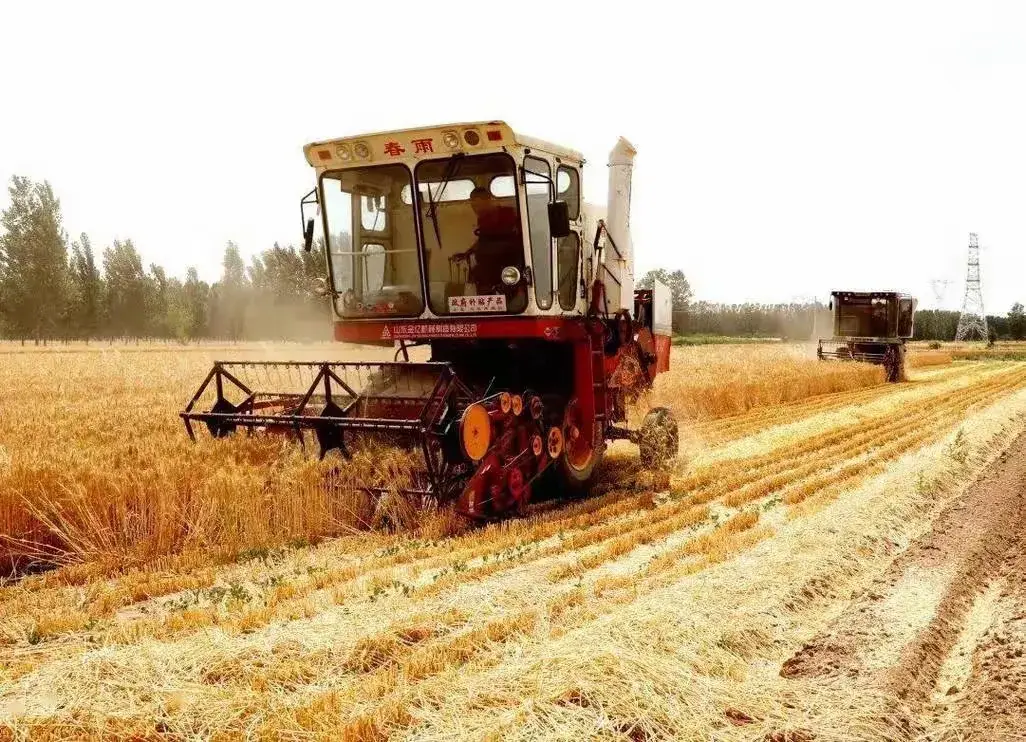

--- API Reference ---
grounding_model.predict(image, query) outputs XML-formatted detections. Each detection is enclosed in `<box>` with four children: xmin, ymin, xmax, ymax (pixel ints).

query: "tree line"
<box><xmin>4</xmin><ymin>176</ymin><xmax>1023</xmax><ymax>344</ymax></box>
<box><xmin>0</xmin><ymin>176</ymin><xmax>329</xmax><ymax>343</ymax></box>
<box><xmin>912</xmin><ymin>306</ymin><xmax>1026</xmax><ymax>342</ymax></box>
<box><xmin>637</xmin><ymin>268</ymin><xmax>1026</xmax><ymax>342</ymax></box>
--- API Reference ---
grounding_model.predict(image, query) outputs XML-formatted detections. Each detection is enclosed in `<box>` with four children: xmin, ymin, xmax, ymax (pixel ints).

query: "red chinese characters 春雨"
<box><xmin>383</xmin><ymin>141</ymin><xmax>405</xmax><ymax>157</ymax></box>
<box><xmin>412</xmin><ymin>138</ymin><xmax>433</xmax><ymax>154</ymax></box>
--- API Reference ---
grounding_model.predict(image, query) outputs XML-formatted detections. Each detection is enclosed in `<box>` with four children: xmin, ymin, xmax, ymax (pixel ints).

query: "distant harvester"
<box><xmin>817</xmin><ymin>290</ymin><xmax>917</xmax><ymax>383</ymax></box>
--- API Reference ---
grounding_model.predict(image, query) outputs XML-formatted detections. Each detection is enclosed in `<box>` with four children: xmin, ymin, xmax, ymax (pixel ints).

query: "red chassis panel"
<box><xmin>334</xmin><ymin>316</ymin><xmax>589</xmax><ymax>344</ymax></box>
<box><xmin>655</xmin><ymin>334</ymin><xmax>671</xmax><ymax>374</ymax></box>
<box><xmin>335</xmin><ymin>315</ymin><xmax>597</xmax><ymax>450</ymax></box>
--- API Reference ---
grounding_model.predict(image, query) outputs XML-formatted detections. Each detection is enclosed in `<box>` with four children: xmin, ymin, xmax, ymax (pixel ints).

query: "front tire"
<box><xmin>884</xmin><ymin>345</ymin><xmax>906</xmax><ymax>383</ymax></box>
<box><xmin>557</xmin><ymin>441</ymin><xmax>603</xmax><ymax>495</ymax></box>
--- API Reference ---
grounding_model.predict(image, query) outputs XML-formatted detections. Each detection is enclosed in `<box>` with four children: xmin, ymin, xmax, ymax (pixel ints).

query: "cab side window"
<box><xmin>557</xmin><ymin>166</ymin><xmax>580</xmax><ymax>220</ymax></box>
<box><xmin>524</xmin><ymin>156</ymin><xmax>553</xmax><ymax>310</ymax></box>
<box><xmin>556</xmin><ymin>165</ymin><xmax>581</xmax><ymax>311</ymax></box>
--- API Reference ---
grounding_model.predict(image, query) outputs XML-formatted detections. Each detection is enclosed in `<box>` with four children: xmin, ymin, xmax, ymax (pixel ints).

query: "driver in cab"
<box><xmin>455</xmin><ymin>186</ymin><xmax>521</xmax><ymax>290</ymax></box>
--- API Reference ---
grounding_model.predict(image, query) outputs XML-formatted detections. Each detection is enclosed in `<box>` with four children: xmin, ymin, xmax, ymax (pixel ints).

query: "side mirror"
<box><xmin>548</xmin><ymin>201</ymin><xmax>571</xmax><ymax>239</ymax></box>
<box><xmin>312</xmin><ymin>276</ymin><xmax>330</xmax><ymax>297</ymax></box>
<box><xmin>303</xmin><ymin>218</ymin><xmax>315</xmax><ymax>253</ymax></box>
<box><xmin>300</xmin><ymin>187</ymin><xmax>318</xmax><ymax>252</ymax></box>
<box><xmin>828</xmin><ymin>300</ymin><xmax>833</xmax><ymax>311</ymax></box>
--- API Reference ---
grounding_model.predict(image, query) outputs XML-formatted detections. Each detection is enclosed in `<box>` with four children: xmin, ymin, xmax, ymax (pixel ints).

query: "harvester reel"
<box><xmin>639</xmin><ymin>406</ymin><xmax>679</xmax><ymax>469</ymax></box>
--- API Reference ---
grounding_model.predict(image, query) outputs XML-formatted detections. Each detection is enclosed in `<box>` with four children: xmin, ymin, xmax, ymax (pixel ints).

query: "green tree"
<box><xmin>102</xmin><ymin>239</ymin><xmax>149</xmax><ymax>338</ymax></box>
<box><xmin>245</xmin><ymin>243</ymin><xmax>330</xmax><ymax>340</ymax></box>
<box><xmin>67</xmin><ymin>233</ymin><xmax>103</xmax><ymax>339</ymax></box>
<box><xmin>637</xmin><ymin>268</ymin><xmax>693</xmax><ymax>333</ymax></box>
<box><xmin>182</xmin><ymin>267</ymin><xmax>209</xmax><ymax>339</ymax></box>
<box><xmin>147</xmin><ymin>263</ymin><xmax>170</xmax><ymax>338</ymax></box>
<box><xmin>1008</xmin><ymin>302</ymin><xmax>1026</xmax><ymax>340</ymax></box>
<box><xmin>0</xmin><ymin>176</ymin><xmax>70</xmax><ymax>343</ymax></box>
<box><xmin>210</xmin><ymin>241</ymin><xmax>249</xmax><ymax>339</ymax></box>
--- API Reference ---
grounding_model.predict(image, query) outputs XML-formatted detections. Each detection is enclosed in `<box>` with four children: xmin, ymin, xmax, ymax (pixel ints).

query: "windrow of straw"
<box><xmin>647</xmin><ymin>344</ymin><xmax>884</xmax><ymax>421</ymax></box>
<box><xmin>907</xmin><ymin>349</ymin><xmax>954</xmax><ymax>368</ymax></box>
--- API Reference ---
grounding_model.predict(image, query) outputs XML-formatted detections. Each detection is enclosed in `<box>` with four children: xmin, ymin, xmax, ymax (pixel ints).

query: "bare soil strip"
<box><xmin>781</xmin><ymin>429</ymin><xmax>1026</xmax><ymax>739</ymax></box>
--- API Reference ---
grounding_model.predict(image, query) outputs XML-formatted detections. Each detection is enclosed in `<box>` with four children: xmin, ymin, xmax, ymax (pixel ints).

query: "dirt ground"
<box><xmin>782</xmin><ymin>432</ymin><xmax>1026</xmax><ymax>741</ymax></box>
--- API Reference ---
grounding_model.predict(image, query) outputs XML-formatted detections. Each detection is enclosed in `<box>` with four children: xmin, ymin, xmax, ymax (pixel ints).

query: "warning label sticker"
<box><xmin>447</xmin><ymin>295</ymin><xmax>507</xmax><ymax>313</ymax></box>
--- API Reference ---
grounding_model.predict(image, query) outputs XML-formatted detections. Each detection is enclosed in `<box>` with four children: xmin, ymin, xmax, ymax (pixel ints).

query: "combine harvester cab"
<box><xmin>182</xmin><ymin>121</ymin><xmax>677</xmax><ymax>519</ymax></box>
<box><xmin>818</xmin><ymin>290</ymin><xmax>917</xmax><ymax>382</ymax></box>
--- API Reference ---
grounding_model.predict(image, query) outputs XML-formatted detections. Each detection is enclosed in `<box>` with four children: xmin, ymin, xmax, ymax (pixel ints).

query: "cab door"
<box><xmin>555</xmin><ymin>164</ymin><xmax>583</xmax><ymax>312</ymax></box>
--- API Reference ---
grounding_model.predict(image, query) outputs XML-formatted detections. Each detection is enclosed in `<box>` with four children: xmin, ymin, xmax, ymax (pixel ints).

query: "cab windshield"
<box><xmin>320</xmin><ymin>164</ymin><xmax>424</xmax><ymax>318</ymax></box>
<box><xmin>415</xmin><ymin>153</ymin><xmax>527</xmax><ymax>315</ymax></box>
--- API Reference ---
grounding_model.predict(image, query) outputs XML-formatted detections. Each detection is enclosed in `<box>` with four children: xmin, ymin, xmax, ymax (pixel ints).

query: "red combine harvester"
<box><xmin>182</xmin><ymin>121</ymin><xmax>677</xmax><ymax>519</ymax></box>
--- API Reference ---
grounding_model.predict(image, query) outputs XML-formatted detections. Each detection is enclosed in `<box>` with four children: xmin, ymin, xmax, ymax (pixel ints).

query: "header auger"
<box><xmin>182</xmin><ymin>121</ymin><xmax>677</xmax><ymax>520</ymax></box>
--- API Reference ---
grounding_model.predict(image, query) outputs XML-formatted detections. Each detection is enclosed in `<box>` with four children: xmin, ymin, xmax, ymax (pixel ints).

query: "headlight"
<box><xmin>335</xmin><ymin>144</ymin><xmax>352</xmax><ymax>161</ymax></box>
<box><xmin>501</xmin><ymin>266</ymin><xmax>521</xmax><ymax>286</ymax></box>
<box><xmin>442</xmin><ymin>130</ymin><xmax>460</xmax><ymax>150</ymax></box>
<box><xmin>353</xmin><ymin>141</ymin><xmax>370</xmax><ymax>159</ymax></box>
<box><xmin>463</xmin><ymin>129</ymin><xmax>481</xmax><ymax>146</ymax></box>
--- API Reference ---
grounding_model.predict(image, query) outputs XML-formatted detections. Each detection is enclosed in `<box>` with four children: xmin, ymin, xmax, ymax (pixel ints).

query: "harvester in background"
<box><xmin>182</xmin><ymin>121</ymin><xmax>677</xmax><ymax>519</ymax></box>
<box><xmin>817</xmin><ymin>290</ymin><xmax>917</xmax><ymax>382</ymax></box>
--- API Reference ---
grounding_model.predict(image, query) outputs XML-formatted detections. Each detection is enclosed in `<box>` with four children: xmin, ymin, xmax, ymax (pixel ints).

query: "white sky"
<box><xmin>1</xmin><ymin>1</ymin><xmax>1024</xmax><ymax>311</ymax></box>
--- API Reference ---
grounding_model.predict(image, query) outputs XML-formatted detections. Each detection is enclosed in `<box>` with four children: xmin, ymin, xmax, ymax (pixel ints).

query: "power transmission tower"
<box><xmin>955</xmin><ymin>233</ymin><xmax>988</xmax><ymax>341</ymax></box>
<box><xmin>929</xmin><ymin>279</ymin><xmax>953</xmax><ymax>308</ymax></box>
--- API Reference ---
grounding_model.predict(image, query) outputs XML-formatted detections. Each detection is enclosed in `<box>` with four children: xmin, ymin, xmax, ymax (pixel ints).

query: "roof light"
<box><xmin>486</xmin><ymin>130</ymin><xmax>502</xmax><ymax>142</ymax></box>
<box><xmin>335</xmin><ymin>144</ymin><xmax>352</xmax><ymax>161</ymax></box>
<box><xmin>442</xmin><ymin>130</ymin><xmax>460</xmax><ymax>150</ymax></box>
<box><xmin>463</xmin><ymin>129</ymin><xmax>481</xmax><ymax>146</ymax></box>
<box><xmin>353</xmin><ymin>141</ymin><xmax>370</xmax><ymax>159</ymax></box>
<box><xmin>317</xmin><ymin>150</ymin><xmax>332</xmax><ymax>161</ymax></box>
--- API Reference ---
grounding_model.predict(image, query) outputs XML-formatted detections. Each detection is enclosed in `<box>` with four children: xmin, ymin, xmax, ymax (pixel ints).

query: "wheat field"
<box><xmin>1</xmin><ymin>342</ymin><xmax>1022</xmax><ymax>740</ymax></box>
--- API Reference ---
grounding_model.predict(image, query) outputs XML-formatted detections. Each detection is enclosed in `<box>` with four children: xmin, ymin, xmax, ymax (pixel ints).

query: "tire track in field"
<box><xmin>6</xmin><ymin>366</ymin><xmax>1021</xmax><ymax>661</ymax></box>
<box><xmin>9</xmin><ymin>367</ymin><xmax>1024</xmax><ymax>736</ymax></box>
<box><xmin>4</xmin><ymin>363</ymin><xmax>1021</xmax><ymax>738</ymax></box>
<box><xmin>0</xmin><ymin>362</ymin><xmax>992</xmax><ymax>642</ymax></box>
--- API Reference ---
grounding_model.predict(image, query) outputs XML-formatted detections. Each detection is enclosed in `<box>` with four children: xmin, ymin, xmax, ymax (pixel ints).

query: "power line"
<box><xmin>929</xmin><ymin>279</ymin><xmax>953</xmax><ymax>308</ymax></box>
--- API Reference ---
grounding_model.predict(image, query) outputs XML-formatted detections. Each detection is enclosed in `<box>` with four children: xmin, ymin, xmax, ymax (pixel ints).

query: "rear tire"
<box><xmin>639</xmin><ymin>407</ymin><xmax>679</xmax><ymax>469</ymax></box>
